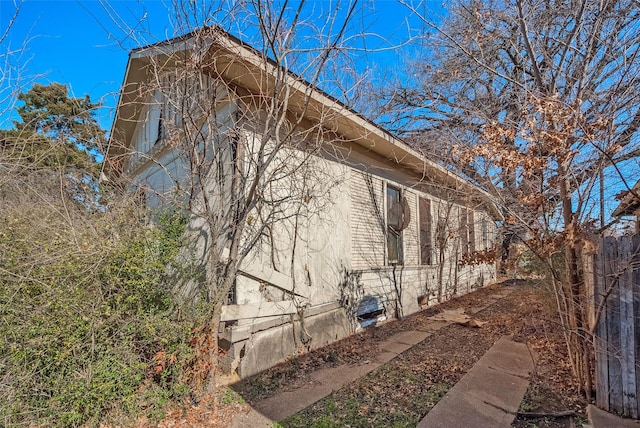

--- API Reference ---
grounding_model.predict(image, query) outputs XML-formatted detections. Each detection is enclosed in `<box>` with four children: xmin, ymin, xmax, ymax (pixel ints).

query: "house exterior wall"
<box><xmin>121</xmin><ymin>69</ymin><xmax>499</xmax><ymax>379</ymax></box>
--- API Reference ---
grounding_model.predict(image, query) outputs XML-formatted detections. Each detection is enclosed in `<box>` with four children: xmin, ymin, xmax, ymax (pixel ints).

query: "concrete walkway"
<box><xmin>230</xmin><ymin>323</ymin><xmax>449</xmax><ymax>427</ymax></box>
<box><xmin>587</xmin><ymin>404</ymin><xmax>640</xmax><ymax>428</ymax></box>
<box><xmin>254</xmin><ymin>327</ymin><xmax>447</xmax><ymax>422</ymax></box>
<box><xmin>230</xmin><ymin>287</ymin><xmax>516</xmax><ymax>427</ymax></box>
<box><xmin>417</xmin><ymin>337</ymin><xmax>534</xmax><ymax>428</ymax></box>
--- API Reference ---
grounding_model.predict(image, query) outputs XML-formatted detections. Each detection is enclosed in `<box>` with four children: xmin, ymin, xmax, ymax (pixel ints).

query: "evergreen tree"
<box><xmin>15</xmin><ymin>82</ymin><xmax>106</xmax><ymax>155</ymax></box>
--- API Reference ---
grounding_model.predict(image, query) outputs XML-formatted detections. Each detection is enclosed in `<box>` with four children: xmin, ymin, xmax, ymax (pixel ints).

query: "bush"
<box><xmin>0</xmin><ymin>181</ymin><xmax>201</xmax><ymax>427</ymax></box>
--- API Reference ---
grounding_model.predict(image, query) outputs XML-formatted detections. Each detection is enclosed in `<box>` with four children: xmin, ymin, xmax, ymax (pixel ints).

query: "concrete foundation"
<box><xmin>219</xmin><ymin>261</ymin><xmax>497</xmax><ymax>378</ymax></box>
<box><xmin>221</xmin><ymin>305</ymin><xmax>351</xmax><ymax>378</ymax></box>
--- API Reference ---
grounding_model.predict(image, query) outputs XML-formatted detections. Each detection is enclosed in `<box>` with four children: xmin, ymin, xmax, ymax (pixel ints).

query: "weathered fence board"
<box><xmin>593</xmin><ymin>242</ymin><xmax>609</xmax><ymax>409</ymax></box>
<box><xmin>635</xmin><ymin>254</ymin><xmax>640</xmax><ymax>418</ymax></box>
<box><xmin>608</xmin><ymin>237</ymin><xmax>623</xmax><ymax>414</ymax></box>
<box><xmin>621</xmin><ymin>237</ymin><xmax>637</xmax><ymax>417</ymax></box>
<box><xmin>590</xmin><ymin>235</ymin><xmax>640</xmax><ymax>418</ymax></box>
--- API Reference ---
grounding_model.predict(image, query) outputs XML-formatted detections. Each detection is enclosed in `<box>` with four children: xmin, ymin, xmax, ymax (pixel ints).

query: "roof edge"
<box><xmin>110</xmin><ymin>26</ymin><xmax>504</xmax><ymax>221</ymax></box>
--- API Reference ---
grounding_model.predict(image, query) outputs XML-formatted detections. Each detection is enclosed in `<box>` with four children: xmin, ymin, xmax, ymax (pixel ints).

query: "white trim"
<box><xmin>220</xmin><ymin>301</ymin><xmax>299</xmax><ymax>321</ymax></box>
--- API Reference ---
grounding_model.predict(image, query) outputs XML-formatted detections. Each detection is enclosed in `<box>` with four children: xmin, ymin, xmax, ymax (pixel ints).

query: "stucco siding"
<box><xmin>114</xmin><ymin>38</ymin><xmax>502</xmax><ymax>379</ymax></box>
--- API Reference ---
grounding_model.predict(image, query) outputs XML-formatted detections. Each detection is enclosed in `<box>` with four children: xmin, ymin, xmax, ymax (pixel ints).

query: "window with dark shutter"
<box><xmin>419</xmin><ymin>197</ymin><xmax>433</xmax><ymax>265</ymax></box>
<box><xmin>459</xmin><ymin>207</ymin><xmax>476</xmax><ymax>256</ymax></box>
<box><xmin>482</xmin><ymin>218</ymin><xmax>488</xmax><ymax>249</ymax></box>
<box><xmin>459</xmin><ymin>207</ymin><xmax>469</xmax><ymax>257</ymax></box>
<box><xmin>468</xmin><ymin>209</ymin><xmax>475</xmax><ymax>254</ymax></box>
<box><xmin>386</xmin><ymin>185</ymin><xmax>403</xmax><ymax>264</ymax></box>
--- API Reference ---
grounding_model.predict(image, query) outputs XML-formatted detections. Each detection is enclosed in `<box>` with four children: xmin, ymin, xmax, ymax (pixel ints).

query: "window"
<box><xmin>468</xmin><ymin>209</ymin><xmax>475</xmax><ymax>254</ymax></box>
<box><xmin>482</xmin><ymin>218</ymin><xmax>489</xmax><ymax>249</ymax></box>
<box><xmin>148</xmin><ymin>89</ymin><xmax>163</xmax><ymax>145</ymax></box>
<box><xmin>459</xmin><ymin>208</ymin><xmax>468</xmax><ymax>256</ymax></box>
<box><xmin>157</xmin><ymin>105</ymin><xmax>164</xmax><ymax>143</ymax></box>
<box><xmin>459</xmin><ymin>207</ymin><xmax>475</xmax><ymax>256</ymax></box>
<box><xmin>419</xmin><ymin>197</ymin><xmax>433</xmax><ymax>265</ymax></box>
<box><xmin>436</xmin><ymin>217</ymin><xmax>447</xmax><ymax>250</ymax></box>
<box><xmin>386</xmin><ymin>185</ymin><xmax>403</xmax><ymax>264</ymax></box>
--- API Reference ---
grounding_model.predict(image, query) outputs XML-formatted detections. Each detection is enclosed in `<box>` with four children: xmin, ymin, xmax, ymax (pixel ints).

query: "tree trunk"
<box><xmin>437</xmin><ymin>246</ymin><xmax>445</xmax><ymax>303</ymax></box>
<box><xmin>558</xmin><ymin>164</ymin><xmax>593</xmax><ymax>398</ymax></box>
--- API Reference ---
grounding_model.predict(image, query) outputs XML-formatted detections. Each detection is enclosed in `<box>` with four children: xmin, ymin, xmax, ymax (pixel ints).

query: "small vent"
<box><xmin>356</xmin><ymin>295</ymin><xmax>386</xmax><ymax>328</ymax></box>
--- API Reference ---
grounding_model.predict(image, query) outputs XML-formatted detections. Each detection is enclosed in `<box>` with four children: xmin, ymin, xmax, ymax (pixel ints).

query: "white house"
<box><xmin>108</xmin><ymin>27</ymin><xmax>503</xmax><ymax>378</ymax></box>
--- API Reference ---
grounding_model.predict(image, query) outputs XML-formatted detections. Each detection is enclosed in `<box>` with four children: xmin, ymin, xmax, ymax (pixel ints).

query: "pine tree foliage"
<box><xmin>15</xmin><ymin>82</ymin><xmax>106</xmax><ymax>155</ymax></box>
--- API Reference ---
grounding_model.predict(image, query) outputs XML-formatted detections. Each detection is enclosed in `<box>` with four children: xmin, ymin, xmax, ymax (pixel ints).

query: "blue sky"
<box><xmin>1</xmin><ymin>0</ymin><xmax>634</xmax><ymax>223</ymax></box>
<box><xmin>0</xmin><ymin>0</ymin><xmax>429</xmax><ymax>131</ymax></box>
<box><xmin>2</xmin><ymin>1</ymin><xmax>139</xmax><ymax>129</ymax></box>
<box><xmin>2</xmin><ymin>1</ymin><xmax>195</xmax><ymax>129</ymax></box>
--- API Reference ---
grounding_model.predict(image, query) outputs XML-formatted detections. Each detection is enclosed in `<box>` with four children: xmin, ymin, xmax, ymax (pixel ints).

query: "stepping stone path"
<box><xmin>230</xmin><ymin>287</ymin><xmax>531</xmax><ymax>427</ymax></box>
<box><xmin>417</xmin><ymin>338</ymin><xmax>534</xmax><ymax>427</ymax></box>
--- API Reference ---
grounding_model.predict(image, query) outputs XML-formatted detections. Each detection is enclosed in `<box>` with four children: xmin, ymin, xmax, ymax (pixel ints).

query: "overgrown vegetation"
<box><xmin>0</xmin><ymin>83</ymin><xmax>204</xmax><ymax>427</ymax></box>
<box><xmin>0</xmin><ymin>203</ymin><xmax>196</xmax><ymax>426</ymax></box>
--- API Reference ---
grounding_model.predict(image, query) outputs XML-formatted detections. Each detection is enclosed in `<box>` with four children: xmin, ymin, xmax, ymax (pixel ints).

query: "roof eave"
<box><xmin>108</xmin><ymin>28</ymin><xmax>505</xmax><ymax>221</ymax></box>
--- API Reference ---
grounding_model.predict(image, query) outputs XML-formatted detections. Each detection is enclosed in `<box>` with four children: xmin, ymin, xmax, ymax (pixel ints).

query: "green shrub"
<box><xmin>0</xmin><ymin>194</ymin><xmax>201</xmax><ymax>427</ymax></box>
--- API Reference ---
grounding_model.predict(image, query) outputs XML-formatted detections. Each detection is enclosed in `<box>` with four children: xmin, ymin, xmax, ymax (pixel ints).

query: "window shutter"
<box><xmin>459</xmin><ymin>207</ymin><xmax>469</xmax><ymax>256</ymax></box>
<box><xmin>419</xmin><ymin>197</ymin><xmax>432</xmax><ymax>265</ymax></box>
<box><xmin>468</xmin><ymin>209</ymin><xmax>475</xmax><ymax>253</ymax></box>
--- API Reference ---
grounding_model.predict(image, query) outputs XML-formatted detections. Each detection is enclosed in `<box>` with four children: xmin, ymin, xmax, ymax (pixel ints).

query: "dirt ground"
<box><xmin>154</xmin><ymin>278</ymin><xmax>588</xmax><ymax>427</ymax></box>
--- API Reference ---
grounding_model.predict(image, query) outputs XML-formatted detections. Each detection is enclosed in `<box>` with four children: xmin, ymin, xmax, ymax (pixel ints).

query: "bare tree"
<box><xmin>105</xmin><ymin>0</ymin><xmax>368</xmax><ymax>382</ymax></box>
<box><xmin>377</xmin><ymin>0</ymin><xmax>640</xmax><ymax>397</ymax></box>
<box><xmin>0</xmin><ymin>0</ymin><xmax>30</xmax><ymax>123</ymax></box>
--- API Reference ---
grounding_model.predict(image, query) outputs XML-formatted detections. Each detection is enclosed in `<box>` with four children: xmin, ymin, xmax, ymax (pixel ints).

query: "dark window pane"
<box><xmin>419</xmin><ymin>197</ymin><xmax>432</xmax><ymax>265</ymax></box>
<box><xmin>387</xmin><ymin>186</ymin><xmax>402</xmax><ymax>229</ymax></box>
<box><xmin>387</xmin><ymin>229</ymin><xmax>401</xmax><ymax>264</ymax></box>
<box><xmin>468</xmin><ymin>209</ymin><xmax>475</xmax><ymax>254</ymax></box>
<box><xmin>387</xmin><ymin>185</ymin><xmax>403</xmax><ymax>264</ymax></box>
<box><xmin>482</xmin><ymin>219</ymin><xmax>488</xmax><ymax>249</ymax></box>
<box><xmin>459</xmin><ymin>207</ymin><xmax>469</xmax><ymax>256</ymax></box>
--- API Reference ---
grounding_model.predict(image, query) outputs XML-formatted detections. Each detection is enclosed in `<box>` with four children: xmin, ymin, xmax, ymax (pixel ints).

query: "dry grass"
<box><xmin>150</xmin><ymin>279</ymin><xmax>586</xmax><ymax>427</ymax></box>
<box><xmin>232</xmin><ymin>279</ymin><xmax>586</xmax><ymax>428</ymax></box>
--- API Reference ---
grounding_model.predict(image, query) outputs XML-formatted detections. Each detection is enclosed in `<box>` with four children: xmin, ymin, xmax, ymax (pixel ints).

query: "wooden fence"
<box><xmin>586</xmin><ymin>235</ymin><xmax>640</xmax><ymax>418</ymax></box>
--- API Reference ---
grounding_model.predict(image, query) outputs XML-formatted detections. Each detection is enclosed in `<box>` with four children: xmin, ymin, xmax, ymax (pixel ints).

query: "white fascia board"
<box><xmin>220</xmin><ymin>301</ymin><xmax>299</xmax><ymax>321</ymax></box>
<box><xmin>213</xmin><ymin>32</ymin><xmax>501</xmax><ymax>218</ymax></box>
<box><xmin>130</xmin><ymin>36</ymin><xmax>202</xmax><ymax>60</ymax></box>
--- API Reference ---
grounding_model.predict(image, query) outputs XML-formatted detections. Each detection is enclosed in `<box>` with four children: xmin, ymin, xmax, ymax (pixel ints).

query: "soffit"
<box><xmin>109</xmin><ymin>28</ymin><xmax>503</xmax><ymax>221</ymax></box>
